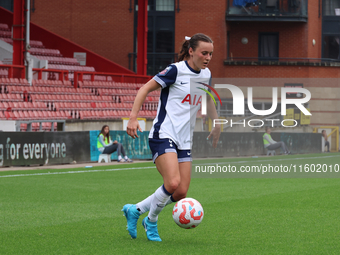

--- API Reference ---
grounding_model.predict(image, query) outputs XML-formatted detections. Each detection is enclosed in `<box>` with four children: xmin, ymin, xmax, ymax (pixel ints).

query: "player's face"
<box><xmin>104</xmin><ymin>126</ymin><xmax>109</xmax><ymax>135</ymax></box>
<box><xmin>267</xmin><ymin>128</ymin><xmax>271</xmax><ymax>134</ymax></box>
<box><xmin>190</xmin><ymin>41</ymin><xmax>213</xmax><ymax>71</ymax></box>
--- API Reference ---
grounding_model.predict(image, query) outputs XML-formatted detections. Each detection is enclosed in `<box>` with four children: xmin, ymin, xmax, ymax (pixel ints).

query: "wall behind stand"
<box><xmin>192</xmin><ymin>132</ymin><xmax>322</xmax><ymax>158</ymax></box>
<box><xmin>0</xmin><ymin>132</ymin><xmax>90</xmax><ymax>167</ymax></box>
<box><xmin>89</xmin><ymin>130</ymin><xmax>152</xmax><ymax>162</ymax></box>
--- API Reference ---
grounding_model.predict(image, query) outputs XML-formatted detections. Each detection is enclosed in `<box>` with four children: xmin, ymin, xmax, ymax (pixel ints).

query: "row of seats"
<box><xmin>32</xmin><ymin>79</ymin><xmax>72</xmax><ymax>87</ymax></box>
<box><xmin>31</xmin><ymin>94</ymin><xmax>113</xmax><ymax>103</ymax></box>
<box><xmin>0</xmin><ymin>37</ymin><xmax>45</xmax><ymax>48</ymax></box>
<box><xmin>0</xmin><ymin>93</ymin><xmax>23</xmax><ymax>101</ymax></box>
<box><xmin>30</xmin><ymin>40</ymin><xmax>44</xmax><ymax>48</ymax></box>
<box><xmin>3</xmin><ymin>110</ymin><xmax>72</xmax><ymax>120</ymax></box>
<box><xmin>0</xmin><ymin>24</ymin><xmax>9</xmax><ymax>30</ymax></box>
<box><xmin>0</xmin><ymin>78</ymin><xmax>29</xmax><ymax>86</ymax></box>
<box><xmin>0</xmin><ymin>109</ymin><xmax>157</xmax><ymax>121</ymax></box>
<box><xmin>6</xmin><ymin>85</ymin><xmax>94</xmax><ymax>95</ymax></box>
<box><xmin>30</xmin><ymin>48</ymin><xmax>62</xmax><ymax>57</ymax></box>
<box><xmin>0</xmin><ymin>61</ymin><xmax>7</xmax><ymax>78</ymax></box>
<box><xmin>98</xmin><ymin>88</ymin><xmax>159</xmax><ymax>97</ymax></box>
<box><xmin>52</xmin><ymin>102</ymin><xmax>134</xmax><ymax>111</ymax></box>
<box><xmin>98</xmin><ymin>88</ymin><xmax>138</xmax><ymax>96</ymax></box>
<box><xmin>78</xmin><ymin>81</ymin><xmax>144</xmax><ymax>89</ymax></box>
<box><xmin>0</xmin><ymin>69</ymin><xmax>8</xmax><ymax>77</ymax></box>
<box><xmin>0</xmin><ymin>101</ymin><xmax>47</xmax><ymax>111</ymax></box>
<box><xmin>0</xmin><ymin>96</ymin><xmax>158</xmax><ymax>111</ymax></box>
<box><xmin>35</xmin><ymin>56</ymin><xmax>80</xmax><ymax>66</ymax></box>
<box><xmin>141</xmin><ymin>102</ymin><xmax>159</xmax><ymax>111</ymax></box>
<box><xmin>119</xmin><ymin>95</ymin><xmax>159</xmax><ymax>103</ymax></box>
<box><xmin>49</xmin><ymin>64</ymin><xmax>95</xmax><ymax>72</ymax></box>
<box><xmin>0</xmin><ymin>30</ymin><xmax>11</xmax><ymax>38</ymax></box>
<box><xmin>79</xmin><ymin>110</ymin><xmax>156</xmax><ymax>120</ymax></box>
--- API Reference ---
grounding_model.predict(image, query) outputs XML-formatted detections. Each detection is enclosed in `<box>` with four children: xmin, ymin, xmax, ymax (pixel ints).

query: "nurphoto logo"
<box><xmin>200</xmin><ymin>84</ymin><xmax>312</xmax><ymax>128</ymax></box>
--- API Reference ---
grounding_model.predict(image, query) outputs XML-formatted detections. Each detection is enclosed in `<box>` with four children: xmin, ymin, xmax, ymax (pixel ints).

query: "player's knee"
<box><xmin>166</xmin><ymin>177</ymin><xmax>180</xmax><ymax>193</ymax></box>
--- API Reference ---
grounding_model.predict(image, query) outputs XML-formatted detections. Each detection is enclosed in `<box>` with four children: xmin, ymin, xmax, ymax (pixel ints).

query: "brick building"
<box><xmin>1</xmin><ymin>0</ymin><xmax>339</xmax><ymax>127</ymax></box>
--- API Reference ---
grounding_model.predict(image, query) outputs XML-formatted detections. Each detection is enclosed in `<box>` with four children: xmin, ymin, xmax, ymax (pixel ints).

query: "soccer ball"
<box><xmin>172</xmin><ymin>198</ymin><xmax>204</xmax><ymax>229</ymax></box>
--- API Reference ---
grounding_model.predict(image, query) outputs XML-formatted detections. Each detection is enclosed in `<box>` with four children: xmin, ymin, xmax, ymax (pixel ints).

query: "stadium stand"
<box><xmin>0</xmin><ymin>23</ymin><xmax>96</xmax><ymax>75</ymax></box>
<box><xmin>0</xmin><ymin>77</ymin><xmax>158</xmax><ymax>131</ymax></box>
<box><xmin>0</xmin><ymin>20</ymin><xmax>155</xmax><ymax>131</ymax></box>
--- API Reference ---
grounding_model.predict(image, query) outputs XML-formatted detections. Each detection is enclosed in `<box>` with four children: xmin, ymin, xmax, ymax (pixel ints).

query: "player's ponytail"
<box><xmin>178</xmin><ymin>33</ymin><xmax>213</xmax><ymax>62</ymax></box>
<box><xmin>178</xmin><ymin>39</ymin><xmax>190</xmax><ymax>61</ymax></box>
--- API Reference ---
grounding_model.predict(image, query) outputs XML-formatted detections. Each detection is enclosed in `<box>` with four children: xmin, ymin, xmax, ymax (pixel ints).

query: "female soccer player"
<box><xmin>97</xmin><ymin>125</ymin><xmax>133</xmax><ymax>162</ymax></box>
<box><xmin>123</xmin><ymin>33</ymin><xmax>221</xmax><ymax>241</ymax></box>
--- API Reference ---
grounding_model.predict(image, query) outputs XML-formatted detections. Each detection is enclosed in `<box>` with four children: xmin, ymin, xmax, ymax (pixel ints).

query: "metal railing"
<box><xmin>224</xmin><ymin>57</ymin><xmax>340</xmax><ymax>64</ymax></box>
<box><xmin>226</xmin><ymin>0</ymin><xmax>308</xmax><ymax>18</ymax></box>
<box><xmin>0</xmin><ymin>64</ymin><xmax>26</xmax><ymax>78</ymax></box>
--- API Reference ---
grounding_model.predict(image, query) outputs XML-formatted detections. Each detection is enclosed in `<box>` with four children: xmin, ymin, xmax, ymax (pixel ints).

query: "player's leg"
<box><xmin>142</xmin><ymin>152</ymin><xmax>180</xmax><ymax>241</ymax></box>
<box><xmin>123</xmin><ymin>138</ymin><xmax>178</xmax><ymax>240</ymax></box>
<box><xmin>165</xmin><ymin>150</ymin><xmax>192</xmax><ymax>206</ymax></box>
<box><xmin>137</xmin><ymin>161</ymin><xmax>191</xmax><ymax>211</ymax></box>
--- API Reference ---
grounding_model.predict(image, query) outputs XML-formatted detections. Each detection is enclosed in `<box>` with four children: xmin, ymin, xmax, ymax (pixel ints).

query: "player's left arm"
<box><xmin>206</xmin><ymin>96</ymin><xmax>221</xmax><ymax>148</ymax></box>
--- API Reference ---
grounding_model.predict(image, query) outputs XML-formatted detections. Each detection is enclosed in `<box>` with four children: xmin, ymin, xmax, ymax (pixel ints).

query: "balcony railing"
<box><xmin>226</xmin><ymin>0</ymin><xmax>308</xmax><ymax>22</ymax></box>
<box><xmin>224</xmin><ymin>57</ymin><xmax>340</xmax><ymax>66</ymax></box>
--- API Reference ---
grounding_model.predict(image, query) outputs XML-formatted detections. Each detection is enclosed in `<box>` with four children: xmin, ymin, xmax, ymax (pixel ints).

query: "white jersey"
<box><xmin>149</xmin><ymin>60</ymin><xmax>211</xmax><ymax>150</ymax></box>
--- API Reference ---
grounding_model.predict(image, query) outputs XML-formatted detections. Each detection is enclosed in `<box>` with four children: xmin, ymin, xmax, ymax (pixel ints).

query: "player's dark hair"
<box><xmin>178</xmin><ymin>33</ymin><xmax>213</xmax><ymax>61</ymax></box>
<box><xmin>98</xmin><ymin>125</ymin><xmax>110</xmax><ymax>141</ymax></box>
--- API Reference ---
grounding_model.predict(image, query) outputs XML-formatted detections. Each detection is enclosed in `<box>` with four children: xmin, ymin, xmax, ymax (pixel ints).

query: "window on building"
<box><xmin>323</xmin><ymin>0</ymin><xmax>340</xmax><ymax>16</ymax></box>
<box><xmin>323</xmin><ymin>35</ymin><xmax>340</xmax><ymax>60</ymax></box>
<box><xmin>259</xmin><ymin>33</ymin><xmax>279</xmax><ymax>60</ymax></box>
<box><xmin>156</xmin><ymin>0</ymin><xmax>175</xmax><ymax>11</ymax></box>
<box><xmin>134</xmin><ymin>0</ymin><xmax>176</xmax><ymax>75</ymax></box>
<box><xmin>0</xmin><ymin>0</ymin><xmax>13</xmax><ymax>12</ymax></box>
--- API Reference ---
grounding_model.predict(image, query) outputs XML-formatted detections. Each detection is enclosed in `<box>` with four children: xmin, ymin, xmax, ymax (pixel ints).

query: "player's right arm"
<box><xmin>127</xmin><ymin>79</ymin><xmax>161</xmax><ymax>139</ymax></box>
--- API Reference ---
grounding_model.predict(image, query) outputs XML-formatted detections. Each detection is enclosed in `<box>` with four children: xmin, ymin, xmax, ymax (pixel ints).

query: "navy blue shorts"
<box><xmin>149</xmin><ymin>138</ymin><xmax>192</xmax><ymax>163</ymax></box>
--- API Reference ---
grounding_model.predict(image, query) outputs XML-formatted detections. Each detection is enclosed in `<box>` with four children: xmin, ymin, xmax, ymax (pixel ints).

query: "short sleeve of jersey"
<box><xmin>208</xmin><ymin>75</ymin><xmax>212</xmax><ymax>92</ymax></box>
<box><xmin>153</xmin><ymin>65</ymin><xmax>177</xmax><ymax>88</ymax></box>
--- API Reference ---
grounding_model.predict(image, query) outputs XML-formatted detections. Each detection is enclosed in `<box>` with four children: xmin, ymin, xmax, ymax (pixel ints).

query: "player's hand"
<box><xmin>127</xmin><ymin>118</ymin><xmax>142</xmax><ymax>139</ymax></box>
<box><xmin>113</xmin><ymin>140</ymin><xmax>118</xmax><ymax>144</ymax></box>
<box><xmin>207</xmin><ymin>124</ymin><xmax>221</xmax><ymax>148</ymax></box>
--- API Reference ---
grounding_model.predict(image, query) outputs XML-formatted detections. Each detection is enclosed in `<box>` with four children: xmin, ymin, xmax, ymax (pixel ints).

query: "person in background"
<box><xmin>263</xmin><ymin>126</ymin><xmax>291</xmax><ymax>155</ymax></box>
<box><xmin>97</xmin><ymin>125</ymin><xmax>133</xmax><ymax>163</ymax></box>
<box><xmin>322</xmin><ymin>130</ymin><xmax>330</xmax><ymax>152</ymax></box>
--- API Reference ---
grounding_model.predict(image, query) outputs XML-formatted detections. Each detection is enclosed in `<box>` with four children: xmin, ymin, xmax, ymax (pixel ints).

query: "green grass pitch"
<box><xmin>1</xmin><ymin>153</ymin><xmax>339</xmax><ymax>254</ymax></box>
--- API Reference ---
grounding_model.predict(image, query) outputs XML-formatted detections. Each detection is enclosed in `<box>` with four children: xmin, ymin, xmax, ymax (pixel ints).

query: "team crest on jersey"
<box><xmin>159</xmin><ymin>66</ymin><xmax>172</xmax><ymax>76</ymax></box>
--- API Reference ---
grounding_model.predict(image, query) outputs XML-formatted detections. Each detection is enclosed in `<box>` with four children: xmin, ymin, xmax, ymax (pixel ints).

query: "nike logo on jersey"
<box><xmin>180</xmin><ymin>81</ymin><xmax>188</xmax><ymax>84</ymax></box>
<box><xmin>187</xmin><ymin>152</ymin><xmax>191</xmax><ymax>156</ymax></box>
